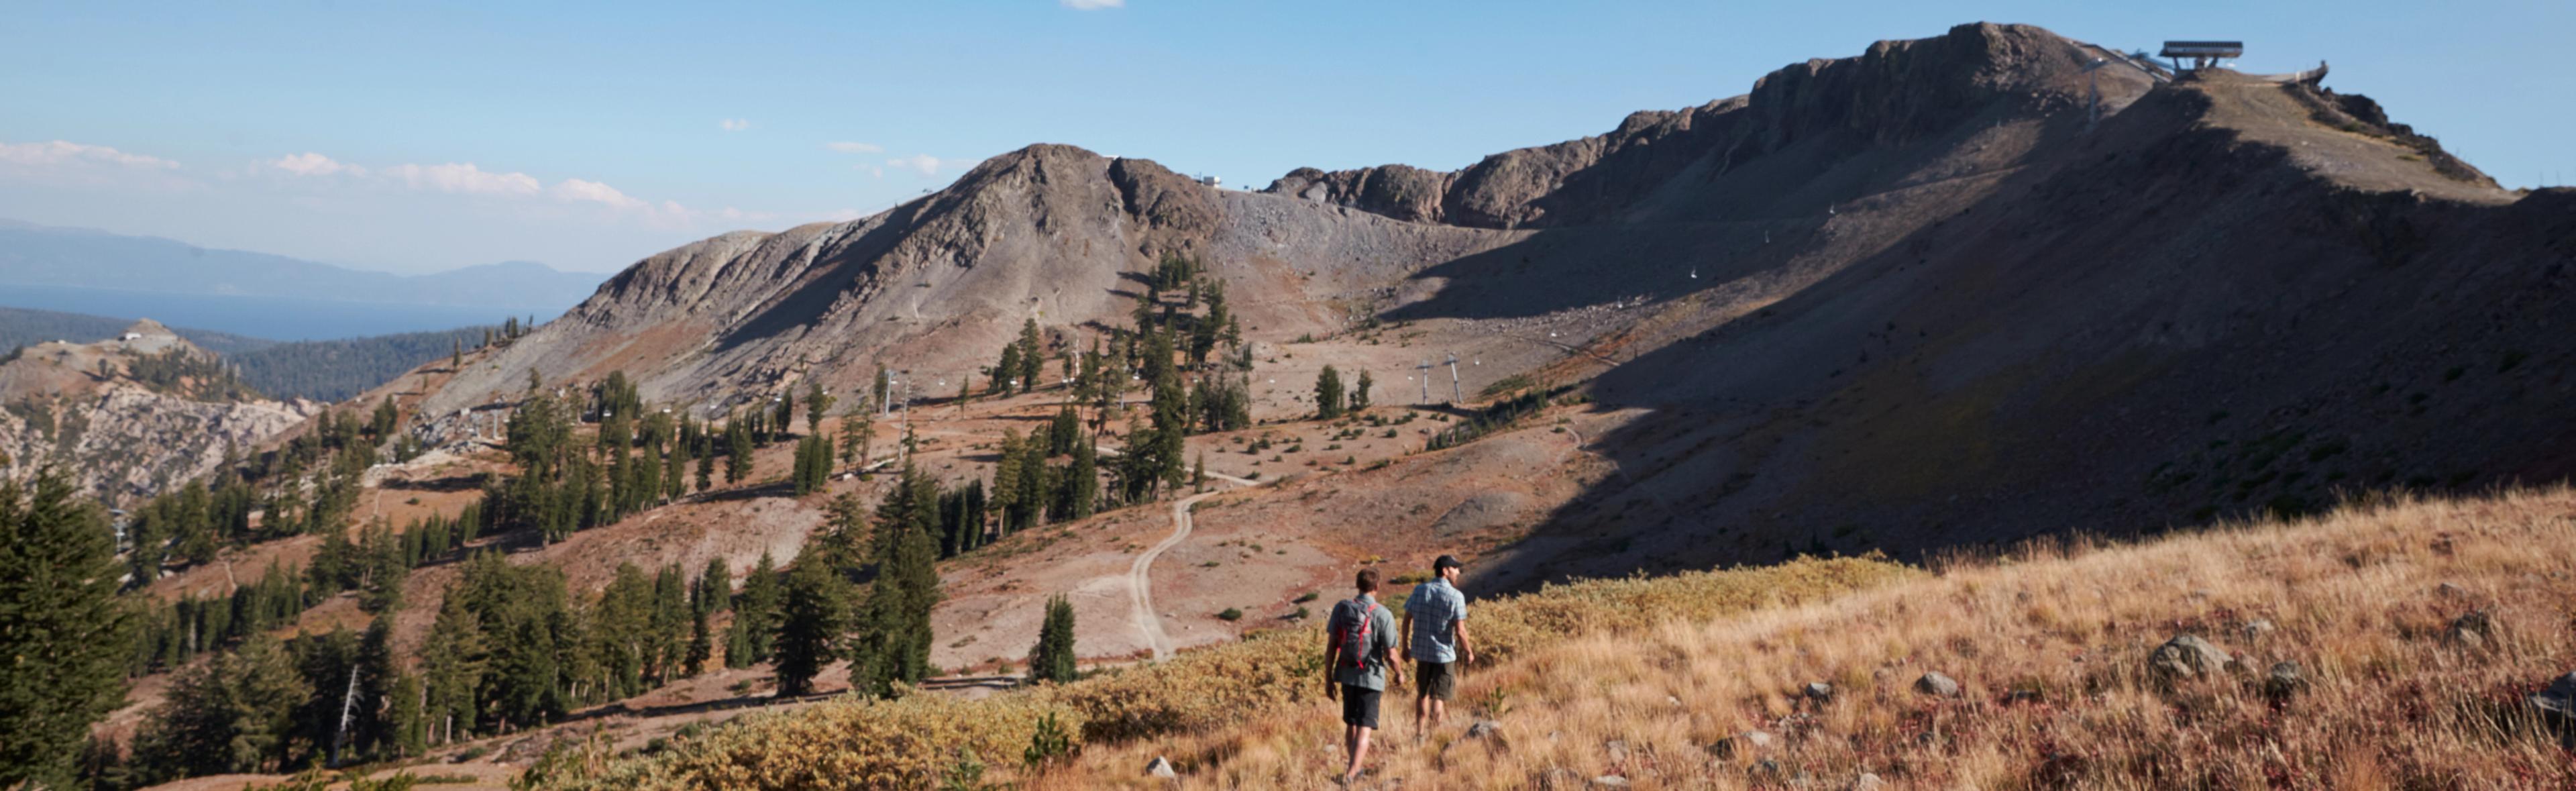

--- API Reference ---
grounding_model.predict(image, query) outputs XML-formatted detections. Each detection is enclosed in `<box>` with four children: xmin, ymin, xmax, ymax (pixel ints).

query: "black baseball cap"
<box><xmin>1434</xmin><ymin>554</ymin><xmax>1464</xmax><ymax>571</ymax></box>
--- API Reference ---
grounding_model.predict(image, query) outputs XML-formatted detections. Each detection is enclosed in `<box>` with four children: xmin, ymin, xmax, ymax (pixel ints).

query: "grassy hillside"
<box><xmin>512</xmin><ymin>558</ymin><xmax>1917</xmax><ymax>790</ymax></box>
<box><xmin>511</xmin><ymin>489</ymin><xmax>2576</xmax><ymax>790</ymax></box>
<box><xmin>1051</xmin><ymin>489</ymin><xmax>2576</xmax><ymax>789</ymax></box>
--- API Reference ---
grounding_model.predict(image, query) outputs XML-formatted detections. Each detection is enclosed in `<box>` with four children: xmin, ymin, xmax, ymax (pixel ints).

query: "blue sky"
<box><xmin>3</xmin><ymin>1</ymin><xmax>2566</xmax><ymax>274</ymax></box>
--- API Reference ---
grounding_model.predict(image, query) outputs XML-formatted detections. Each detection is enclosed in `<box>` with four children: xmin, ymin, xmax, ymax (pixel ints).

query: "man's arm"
<box><xmin>1322</xmin><ymin>621</ymin><xmax>1342</xmax><ymax>699</ymax></box>
<box><xmin>1381</xmin><ymin>613</ymin><xmax>1404</xmax><ymax>686</ymax></box>
<box><xmin>1398</xmin><ymin>612</ymin><xmax>1414</xmax><ymax>663</ymax></box>
<box><xmin>1454</xmin><ymin>618</ymin><xmax>1473</xmax><ymax>666</ymax></box>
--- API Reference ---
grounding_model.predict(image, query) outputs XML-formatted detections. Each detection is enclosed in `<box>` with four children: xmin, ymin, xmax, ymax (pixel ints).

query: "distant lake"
<box><xmin>0</xmin><ymin>283</ymin><xmax>558</xmax><ymax>341</ymax></box>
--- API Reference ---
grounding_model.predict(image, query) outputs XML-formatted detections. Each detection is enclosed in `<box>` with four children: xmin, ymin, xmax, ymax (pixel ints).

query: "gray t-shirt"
<box><xmin>1328</xmin><ymin>594</ymin><xmax>1399</xmax><ymax>690</ymax></box>
<box><xmin>1403</xmin><ymin>577</ymin><xmax>1468</xmax><ymax>664</ymax></box>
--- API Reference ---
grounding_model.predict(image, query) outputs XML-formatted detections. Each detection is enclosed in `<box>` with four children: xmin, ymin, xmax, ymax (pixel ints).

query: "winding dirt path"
<box><xmin>1095</xmin><ymin>443</ymin><xmax>1260</xmax><ymax>661</ymax></box>
<box><xmin>1127</xmin><ymin>488</ymin><xmax>1221</xmax><ymax>660</ymax></box>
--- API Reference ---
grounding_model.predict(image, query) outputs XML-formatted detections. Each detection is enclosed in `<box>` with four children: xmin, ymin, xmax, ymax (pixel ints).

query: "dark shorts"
<box><xmin>1340</xmin><ymin>685</ymin><xmax>1382</xmax><ymax>729</ymax></box>
<box><xmin>1415</xmin><ymin>660</ymin><xmax>1457</xmax><ymax>700</ymax></box>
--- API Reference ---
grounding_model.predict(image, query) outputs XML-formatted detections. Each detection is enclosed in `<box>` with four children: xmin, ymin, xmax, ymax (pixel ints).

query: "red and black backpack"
<box><xmin>1332</xmin><ymin>598</ymin><xmax>1379</xmax><ymax>668</ymax></box>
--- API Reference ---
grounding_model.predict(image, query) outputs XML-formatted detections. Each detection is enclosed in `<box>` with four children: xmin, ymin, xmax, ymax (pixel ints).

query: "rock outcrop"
<box><xmin>1265</xmin><ymin>23</ymin><xmax>2108</xmax><ymax>229</ymax></box>
<box><xmin>0</xmin><ymin>322</ymin><xmax>317</xmax><ymax>504</ymax></box>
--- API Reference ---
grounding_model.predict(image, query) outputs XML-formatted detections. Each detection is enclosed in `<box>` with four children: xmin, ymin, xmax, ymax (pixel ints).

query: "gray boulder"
<box><xmin>2239</xmin><ymin>619</ymin><xmax>2277</xmax><ymax>641</ymax></box>
<box><xmin>2449</xmin><ymin>610</ymin><xmax>2494</xmax><ymax>649</ymax></box>
<box><xmin>2149</xmin><ymin>635</ymin><xmax>2235</xmax><ymax>681</ymax></box>
<box><xmin>1466</xmin><ymin>719</ymin><xmax>1505</xmax><ymax>740</ymax></box>
<box><xmin>1707</xmin><ymin>729</ymin><xmax>1774</xmax><ymax>758</ymax></box>
<box><xmin>1145</xmin><ymin>755</ymin><xmax>1178</xmax><ymax>780</ymax></box>
<box><xmin>2263</xmin><ymin>661</ymin><xmax>2308</xmax><ymax>698</ymax></box>
<box><xmin>1588</xmin><ymin>776</ymin><xmax>1630</xmax><ymax>788</ymax></box>
<box><xmin>1915</xmin><ymin>672</ymin><xmax>1961</xmax><ymax>697</ymax></box>
<box><xmin>1804</xmin><ymin>682</ymin><xmax>1835</xmax><ymax>703</ymax></box>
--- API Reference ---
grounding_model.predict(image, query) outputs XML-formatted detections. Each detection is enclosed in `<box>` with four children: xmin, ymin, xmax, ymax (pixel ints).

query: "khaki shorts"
<box><xmin>1415</xmin><ymin>660</ymin><xmax>1458</xmax><ymax>700</ymax></box>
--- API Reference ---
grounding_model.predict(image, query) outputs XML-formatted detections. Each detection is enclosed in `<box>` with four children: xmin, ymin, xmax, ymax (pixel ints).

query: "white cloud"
<box><xmin>0</xmin><ymin>139</ymin><xmax>180</xmax><ymax>170</ymax></box>
<box><xmin>1062</xmin><ymin>0</ymin><xmax>1124</xmax><ymax>9</ymax></box>
<box><xmin>720</xmin><ymin>119</ymin><xmax>752</xmax><ymax>132</ymax></box>
<box><xmin>382</xmin><ymin>162</ymin><xmax>543</xmax><ymax>197</ymax></box>
<box><xmin>886</xmin><ymin>154</ymin><xmax>944</xmax><ymax>176</ymax></box>
<box><xmin>824</xmin><ymin>141</ymin><xmax>884</xmax><ymax>154</ymax></box>
<box><xmin>550</xmin><ymin>178</ymin><xmax>647</xmax><ymax>209</ymax></box>
<box><xmin>268</xmin><ymin>152</ymin><xmax>364</xmax><ymax>177</ymax></box>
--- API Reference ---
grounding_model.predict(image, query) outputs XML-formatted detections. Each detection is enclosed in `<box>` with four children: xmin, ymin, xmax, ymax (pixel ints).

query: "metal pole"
<box><xmin>1446</xmin><ymin>354</ymin><xmax>1462</xmax><ymax>404</ymax></box>
<box><xmin>1417</xmin><ymin>360</ymin><xmax>1431</xmax><ymax>405</ymax></box>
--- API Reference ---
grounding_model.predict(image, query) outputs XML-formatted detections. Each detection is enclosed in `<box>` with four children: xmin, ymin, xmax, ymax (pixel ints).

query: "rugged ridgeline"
<box><xmin>421</xmin><ymin>22</ymin><xmax>2574</xmax><ymax>578</ymax></box>
<box><xmin>421</xmin><ymin>148</ymin><xmax>1517</xmax><ymax>415</ymax></box>
<box><xmin>0</xmin><ymin>320</ymin><xmax>319</xmax><ymax>505</ymax></box>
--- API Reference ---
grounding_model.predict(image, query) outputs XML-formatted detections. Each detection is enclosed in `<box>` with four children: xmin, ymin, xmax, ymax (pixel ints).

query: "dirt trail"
<box><xmin>1126</xmin><ymin>476</ymin><xmax>1255</xmax><ymax>660</ymax></box>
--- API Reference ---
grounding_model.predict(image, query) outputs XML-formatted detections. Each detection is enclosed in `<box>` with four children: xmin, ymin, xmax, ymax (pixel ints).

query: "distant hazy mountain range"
<box><xmin>0</xmin><ymin>219</ymin><xmax>605</xmax><ymax>339</ymax></box>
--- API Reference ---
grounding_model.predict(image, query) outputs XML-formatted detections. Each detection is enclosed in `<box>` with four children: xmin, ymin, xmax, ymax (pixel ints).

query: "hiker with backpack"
<box><xmin>1401</xmin><ymin>554</ymin><xmax>1473</xmax><ymax>739</ymax></box>
<box><xmin>1324</xmin><ymin>568</ymin><xmax>1403</xmax><ymax>786</ymax></box>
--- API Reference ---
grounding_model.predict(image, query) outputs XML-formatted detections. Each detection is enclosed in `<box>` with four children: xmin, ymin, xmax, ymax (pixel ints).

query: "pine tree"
<box><xmin>1027</xmin><ymin>594</ymin><xmax>1079</xmax><ymax>684</ymax></box>
<box><xmin>724</xmin><ymin>417</ymin><xmax>753</xmax><ymax>486</ymax></box>
<box><xmin>695</xmin><ymin>441</ymin><xmax>715</xmax><ymax>493</ymax></box>
<box><xmin>991</xmin><ymin>344</ymin><xmax>1022</xmax><ymax>396</ymax></box>
<box><xmin>992</xmin><ymin>430</ymin><xmax>1024</xmax><ymax>533</ymax></box>
<box><xmin>685</xmin><ymin>609</ymin><xmax>713</xmax><ymax>676</ymax></box>
<box><xmin>0</xmin><ymin>470</ymin><xmax>136</xmax><ymax>789</ymax></box>
<box><xmin>1314</xmin><ymin>365</ymin><xmax>1346</xmax><ymax>419</ymax></box>
<box><xmin>726</xmin><ymin>551</ymin><xmax>782</xmax><ymax>668</ymax></box>
<box><xmin>1017</xmin><ymin>319</ymin><xmax>1044</xmax><ymax>392</ymax></box>
<box><xmin>1068</xmin><ymin>437</ymin><xmax>1097</xmax><ymax>520</ymax></box>
<box><xmin>770</xmin><ymin>559</ymin><xmax>849</xmax><ymax>698</ymax></box>
<box><xmin>665</xmin><ymin>423</ymin><xmax>690</xmax><ymax>500</ymax></box>
<box><xmin>850</xmin><ymin>466</ymin><xmax>943</xmax><ymax>697</ymax></box>
<box><xmin>388</xmin><ymin>673</ymin><xmax>427</xmax><ymax>758</ymax></box>
<box><xmin>792</xmin><ymin>434</ymin><xmax>827</xmax><ymax>496</ymax></box>
<box><xmin>774</xmin><ymin>389</ymin><xmax>796</xmax><ymax>439</ymax></box>
<box><xmin>1353</xmin><ymin>369</ymin><xmax>1373</xmax><ymax>410</ymax></box>
<box><xmin>418</xmin><ymin>597</ymin><xmax>486</xmax><ymax>745</ymax></box>
<box><xmin>804</xmin><ymin>380</ymin><xmax>834</xmax><ymax>436</ymax></box>
<box><xmin>130</xmin><ymin>635</ymin><xmax>307</xmax><ymax>781</ymax></box>
<box><xmin>694</xmin><ymin>558</ymin><xmax>731</xmax><ymax>617</ymax></box>
<box><xmin>855</xmin><ymin>402</ymin><xmax>885</xmax><ymax>471</ymax></box>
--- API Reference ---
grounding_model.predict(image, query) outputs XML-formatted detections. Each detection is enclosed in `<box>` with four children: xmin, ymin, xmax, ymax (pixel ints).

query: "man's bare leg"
<box><xmin>1343</xmin><ymin>725</ymin><xmax>1374</xmax><ymax>784</ymax></box>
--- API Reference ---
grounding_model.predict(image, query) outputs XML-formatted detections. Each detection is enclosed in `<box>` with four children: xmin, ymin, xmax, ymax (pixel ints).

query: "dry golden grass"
<box><xmin>517</xmin><ymin>557</ymin><xmax>1913</xmax><ymax>790</ymax></box>
<box><xmin>1040</xmin><ymin>488</ymin><xmax>2576</xmax><ymax>790</ymax></box>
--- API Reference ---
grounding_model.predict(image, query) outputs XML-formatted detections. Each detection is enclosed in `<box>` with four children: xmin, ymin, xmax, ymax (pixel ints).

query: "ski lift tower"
<box><xmin>2158</xmin><ymin>40</ymin><xmax>2242</xmax><ymax>74</ymax></box>
<box><xmin>1416</xmin><ymin>359</ymin><xmax>1432</xmax><ymax>405</ymax></box>
<box><xmin>1445</xmin><ymin>354</ymin><xmax>1462</xmax><ymax>404</ymax></box>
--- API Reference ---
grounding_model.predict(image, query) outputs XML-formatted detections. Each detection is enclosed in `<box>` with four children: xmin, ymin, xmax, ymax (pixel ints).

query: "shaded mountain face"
<box><xmin>0</xmin><ymin>320</ymin><xmax>318</xmax><ymax>504</ymax></box>
<box><xmin>427</xmin><ymin>21</ymin><xmax>2569</xmax><ymax>578</ymax></box>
